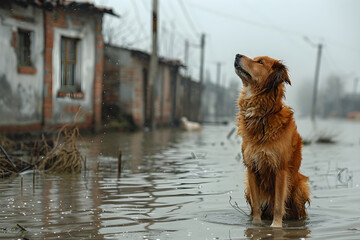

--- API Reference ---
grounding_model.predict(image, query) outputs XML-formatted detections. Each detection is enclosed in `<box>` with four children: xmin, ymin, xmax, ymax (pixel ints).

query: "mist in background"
<box><xmin>94</xmin><ymin>0</ymin><xmax>360</xmax><ymax>118</ymax></box>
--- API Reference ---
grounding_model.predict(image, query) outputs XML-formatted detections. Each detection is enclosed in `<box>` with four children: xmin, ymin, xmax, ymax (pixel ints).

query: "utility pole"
<box><xmin>149</xmin><ymin>0</ymin><xmax>158</xmax><ymax>130</ymax></box>
<box><xmin>311</xmin><ymin>43</ymin><xmax>323</xmax><ymax>122</ymax></box>
<box><xmin>216</xmin><ymin>62</ymin><xmax>222</xmax><ymax>120</ymax></box>
<box><xmin>199</xmin><ymin>34</ymin><xmax>205</xmax><ymax>85</ymax></box>
<box><xmin>198</xmin><ymin>34</ymin><xmax>205</xmax><ymax>122</ymax></box>
<box><xmin>184</xmin><ymin>39</ymin><xmax>189</xmax><ymax>77</ymax></box>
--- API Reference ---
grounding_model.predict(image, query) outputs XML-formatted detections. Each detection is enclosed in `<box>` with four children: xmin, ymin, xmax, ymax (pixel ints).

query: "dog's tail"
<box><xmin>287</xmin><ymin>173</ymin><xmax>310</xmax><ymax>219</ymax></box>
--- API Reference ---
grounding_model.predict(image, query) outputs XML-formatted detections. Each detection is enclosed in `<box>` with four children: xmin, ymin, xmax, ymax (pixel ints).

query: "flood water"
<box><xmin>1</xmin><ymin>118</ymin><xmax>360</xmax><ymax>239</ymax></box>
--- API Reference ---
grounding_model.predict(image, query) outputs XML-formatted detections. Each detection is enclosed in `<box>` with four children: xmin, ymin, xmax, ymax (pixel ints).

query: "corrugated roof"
<box><xmin>105</xmin><ymin>45</ymin><xmax>185</xmax><ymax>68</ymax></box>
<box><xmin>5</xmin><ymin>0</ymin><xmax>118</xmax><ymax>16</ymax></box>
<box><xmin>130</xmin><ymin>48</ymin><xmax>186</xmax><ymax>68</ymax></box>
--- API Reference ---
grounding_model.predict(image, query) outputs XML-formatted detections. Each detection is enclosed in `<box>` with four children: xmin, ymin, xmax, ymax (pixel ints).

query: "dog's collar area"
<box><xmin>257</xmin><ymin>106</ymin><xmax>284</xmax><ymax>143</ymax></box>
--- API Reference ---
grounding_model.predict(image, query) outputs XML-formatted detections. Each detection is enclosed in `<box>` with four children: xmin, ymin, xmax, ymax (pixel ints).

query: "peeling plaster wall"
<box><xmin>104</xmin><ymin>45</ymin><xmax>182</xmax><ymax>127</ymax></box>
<box><xmin>104</xmin><ymin>46</ymin><xmax>138</xmax><ymax>119</ymax></box>
<box><xmin>0</xmin><ymin>5</ymin><xmax>44</xmax><ymax>126</ymax></box>
<box><xmin>52</xmin><ymin>22</ymin><xmax>96</xmax><ymax>124</ymax></box>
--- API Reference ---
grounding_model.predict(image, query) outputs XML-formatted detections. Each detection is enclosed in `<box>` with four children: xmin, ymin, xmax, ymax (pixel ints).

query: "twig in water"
<box><xmin>16</xmin><ymin>224</ymin><xmax>27</xmax><ymax>232</ymax></box>
<box><xmin>0</xmin><ymin>144</ymin><xmax>16</xmax><ymax>167</ymax></box>
<box><xmin>227</xmin><ymin>127</ymin><xmax>236</xmax><ymax>139</ymax></box>
<box><xmin>191</xmin><ymin>152</ymin><xmax>197</xmax><ymax>159</ymax></box>
<box><xmin>229</xmin><ymin>196</ymin><xmax>249</xmax><ymax>216</ymax></box>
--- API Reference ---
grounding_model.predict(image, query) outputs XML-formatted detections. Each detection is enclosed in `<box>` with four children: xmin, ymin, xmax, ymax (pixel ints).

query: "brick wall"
<box><xmin>43</xmin><ymin>10</ymin><xmax>59</xmax><ymax>126</ymax></box>
<box><xmin>94</xmin><ymin>15</ymin><xmax>104</xmax><ymax>132</ymax></box>
<box><xmin>43</xmin><ymin>9</ymin><xmax>103</xmax><ymax>131</ymax></box>
<box><xmin>103</xmin><ymin>45</ymin><xmax>193</xmax><ymax>128</ymax></box>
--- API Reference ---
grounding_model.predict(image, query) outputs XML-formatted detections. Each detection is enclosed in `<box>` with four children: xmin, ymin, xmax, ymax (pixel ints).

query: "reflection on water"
<box><xmin>244</xmin><ymin>226</ymin><xmax>311</xmax><ymax>240</ymax></box>
<box><xmin>0</xmin><ymin>119</ymin><xmax>360</xmax><ymax>239</ymax></box>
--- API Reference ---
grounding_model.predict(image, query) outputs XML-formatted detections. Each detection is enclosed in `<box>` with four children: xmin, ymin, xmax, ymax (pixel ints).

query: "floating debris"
<box><xmin>229</xmin><ymin>196</ymin><xmax>249</xmax><ymax>216</ymax></box>
<box><xmin>0</xmin><ymin>140</ymin><xmax>33</xmax><ymax>178</ymax></box>
<box><xmin>227</xmin><ymin>127</ymin><xmax>236</xmax><ymax>139</ymax></box>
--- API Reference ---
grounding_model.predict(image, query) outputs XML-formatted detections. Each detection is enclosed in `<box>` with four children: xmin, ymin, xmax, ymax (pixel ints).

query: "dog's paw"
<box><xmin>270</xmin><ymin>221</ymin><xmax>282</xmax><ymax>228</ymax></box>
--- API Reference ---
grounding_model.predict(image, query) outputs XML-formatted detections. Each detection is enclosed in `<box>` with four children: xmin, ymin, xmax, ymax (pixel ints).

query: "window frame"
<box><xmin>60</xmin><ymin>37</ymin><xmax>79</xmax><ymax>92</ymax></box>
<box><xmin>18</xmin><ymin>29</ymin><xmax>32</xmax><ymax>67</ymax></box>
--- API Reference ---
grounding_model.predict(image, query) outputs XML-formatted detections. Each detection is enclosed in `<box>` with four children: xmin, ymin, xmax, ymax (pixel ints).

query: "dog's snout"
<box><xmin>234</xmin><ymin>54</ymin><xmax>243</xmax><ymax>67</ymax></box>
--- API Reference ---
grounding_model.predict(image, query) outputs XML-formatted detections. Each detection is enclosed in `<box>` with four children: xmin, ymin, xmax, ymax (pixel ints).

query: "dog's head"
<box><xmin>234</xmin><ymin>54</ymin><xmax>291</xmax><ymax>92</ymax></box>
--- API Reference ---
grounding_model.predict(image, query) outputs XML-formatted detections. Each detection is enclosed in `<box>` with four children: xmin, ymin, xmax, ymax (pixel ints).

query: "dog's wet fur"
<box><xmin>234</xmin><ymin>54</ymin><xmax>310</xmax><ymax>228</ymax></box>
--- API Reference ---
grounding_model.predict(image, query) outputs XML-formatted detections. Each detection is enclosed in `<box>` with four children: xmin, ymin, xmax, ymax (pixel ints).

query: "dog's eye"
<box><xmin>257</xmin><ymin>60</ymin><xmax>263</xmax><ymax>64</ymax></box>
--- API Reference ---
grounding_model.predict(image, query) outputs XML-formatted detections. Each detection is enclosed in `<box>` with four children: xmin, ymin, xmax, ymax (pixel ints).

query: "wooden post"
<box><xmin>33</xmin><ymin>170</ymin><xmax>35</xmax><ymax>187</ymax></box>
<box><xmin>21</xmin><ymin>175</ymin><xmax>23</xmax><ymax>195</ymax></box>
<box><xmin>118</xmin><ymin>149</ymin><xmax>122</xmax><ymax>177</ymax></box>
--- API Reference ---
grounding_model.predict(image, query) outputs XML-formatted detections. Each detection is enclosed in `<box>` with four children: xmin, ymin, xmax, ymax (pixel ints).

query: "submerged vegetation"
<box><xmin>315</xmin><ymin>131</ymin><xmax>338</xmax><ymax>144</ymax></box>
<box><xmin>36</xmin><ymin>124</ymin><xmax>83</xmax><ymax>172</ymax></box>
<box><xmin>0</xmin><ymin>124</ymin><xmax>84</xmax><ymax>177</ymax></box>
<box><xmin>302</xmin><ymin>131</ymin><xmax>338</xmax><ymax>145</ymax></box>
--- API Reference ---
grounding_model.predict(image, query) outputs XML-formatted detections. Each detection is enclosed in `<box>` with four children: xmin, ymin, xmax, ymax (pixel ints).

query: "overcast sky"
<box><xmin>93</xmin><ymin>0</ymin><xmax>360</xmax><ymax>108</ymax></box>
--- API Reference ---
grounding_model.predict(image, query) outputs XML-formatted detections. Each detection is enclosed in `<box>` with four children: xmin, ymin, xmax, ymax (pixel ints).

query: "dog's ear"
<box><xmin>264</xmin><ymin>61</ymin><xmax>291</xmax><ymax>91</ymax></box>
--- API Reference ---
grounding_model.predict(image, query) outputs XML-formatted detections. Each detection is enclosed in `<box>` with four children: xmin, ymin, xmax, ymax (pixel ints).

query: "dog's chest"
<box><xmin>243</xmin><ymin>146</ymin><xmax>281</xmax><ymax>172</ymax></box>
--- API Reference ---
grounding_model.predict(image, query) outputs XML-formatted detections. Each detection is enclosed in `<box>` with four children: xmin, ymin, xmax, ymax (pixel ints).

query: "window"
<box><xmin>18</xmin><ymin>29</ymin><xmax>32</xmax><ymax>66</ymax></box>
<box><xmin>61</xmin><ymin>37</ymin><xmax>78</xmax><ymax>91</ymax></box>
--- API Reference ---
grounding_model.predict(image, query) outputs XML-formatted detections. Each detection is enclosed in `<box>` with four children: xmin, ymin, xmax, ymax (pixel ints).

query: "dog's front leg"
<box><xmin>271</xmin><ymin>170</ymin><xmax>288</xmax><ymax>228</ymax></box>
<box><xmin>247</xmin><ymin>169</ymin><xmax>262</xmax><ymax>223</ymax></box>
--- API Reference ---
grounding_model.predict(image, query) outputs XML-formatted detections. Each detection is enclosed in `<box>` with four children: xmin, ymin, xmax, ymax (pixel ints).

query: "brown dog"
<box><xmin>234</xmin><ymin>54</ymin><xmax>310</xmax><ymax>227</ymax></box>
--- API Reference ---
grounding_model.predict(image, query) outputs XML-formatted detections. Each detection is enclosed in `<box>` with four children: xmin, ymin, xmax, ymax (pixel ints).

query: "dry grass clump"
<box><xmin>0</xmin><ymin>137</ymin><xmax>32</xmax><ymax>177</ymax></box>
<box><xmin>1</xmin><ymin>118</ymin><xmax>84</xmax><ymax>177</ymax></box>
<box><xmin>36</xmin><ymin>124</ymin><xmax>83</xmax><ymax>173</ymax></box>
<box><xmin>302</xmin><ymin>130</ymin><xmax>338</xmax><ymax>146</ymax></box>
<box><xmin>0</xmin><ymin>157</ymin><xmax>20</xmax><ymax>178</ymax></box>
<box><xmin>0</xmin><ymin>136</ymin><xmax>18</xmax><ymax>153</ymax></box>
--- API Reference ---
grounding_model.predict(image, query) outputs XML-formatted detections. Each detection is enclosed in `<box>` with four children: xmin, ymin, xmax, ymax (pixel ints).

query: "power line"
<box><xmin>164</xmin><ymin>0</ymin><xmax>198</xmax><ymax>44</ymax></box>
<box><xmin>177</xmin><ymin>0</ymin><xmax>200</xmax><ymax>38</ymax></box>
<box><xmin>130</xmin><ymin>0</ymin><xmax>147</xmax><ymax>37</ymax></box>
<box><xmin>189</xmin><ymin>3</ymin><xmax>305</xmax><ymax>39</ymax></box>
<box><xmin>190</xmin><ymin>3</ymin><xmax>360</xmax><ymax>53</ymax></box>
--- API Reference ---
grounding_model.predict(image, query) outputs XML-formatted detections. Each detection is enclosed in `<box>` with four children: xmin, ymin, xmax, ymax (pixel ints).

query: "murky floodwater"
<box><xmin>1</xmin><ymin>118</ymin><xmax>360</xmax><ymax>239</ymax></box>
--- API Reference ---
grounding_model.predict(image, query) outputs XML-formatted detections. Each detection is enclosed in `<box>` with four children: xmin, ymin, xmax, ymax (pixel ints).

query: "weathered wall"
<box><xmin>131</xmin><ymin>57</ymin><xmax>148</xmax><ymax>127</ymax></box>
<box><xmin>44</xmin><ymin>9</ymin><xmax>100</xmax><ymax>128</ymax></box>
<box><xmin>104</xmin><ymin>46</ymin><xmax>140</xmax><ymax>124</ymax></box>
<box><xmin>158</xmin><ymin>65</ymin><xmax>172</xmax><ymax>124</ymax></box>
<box><xmin>174</xmin><ymin>76</ymin><xmax>202</xmax><ymax>122</ymax></box>
<box><xmin>0</xmin><ymin>4</ymin><xmax>44</xmax><ymax>129</ymax></box>
<box><xmin>104</xmin><ymin>45</ymin><xmax>181</xmax><ymax>128</ymax></box>
<box><xmin>104</xmin><ymin>46</ymin><xmax>147</xmax><ymax>127</ymax></box>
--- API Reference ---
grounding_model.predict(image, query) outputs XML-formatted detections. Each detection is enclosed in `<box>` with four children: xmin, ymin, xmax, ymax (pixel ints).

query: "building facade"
<box><xmin>103</xmin><ymin>45</ymin><xmax>202</xmax><ymax>128</ymax></box>
<box><xmin>0</xmin><ymin>0</ymin><xmax>115</xmax><ymax>132</ymax></box>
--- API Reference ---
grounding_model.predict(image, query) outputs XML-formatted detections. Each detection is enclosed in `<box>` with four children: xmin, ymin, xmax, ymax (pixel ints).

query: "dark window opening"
<box><xmin>61</xmin><ymin>37</ymin><xmax>78</xmax><ymax>91</ymax></box>
<box><xmin>18</xmin><ymin>29</ymin><xmax>32</xmax><ymax>66</ymax></box>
